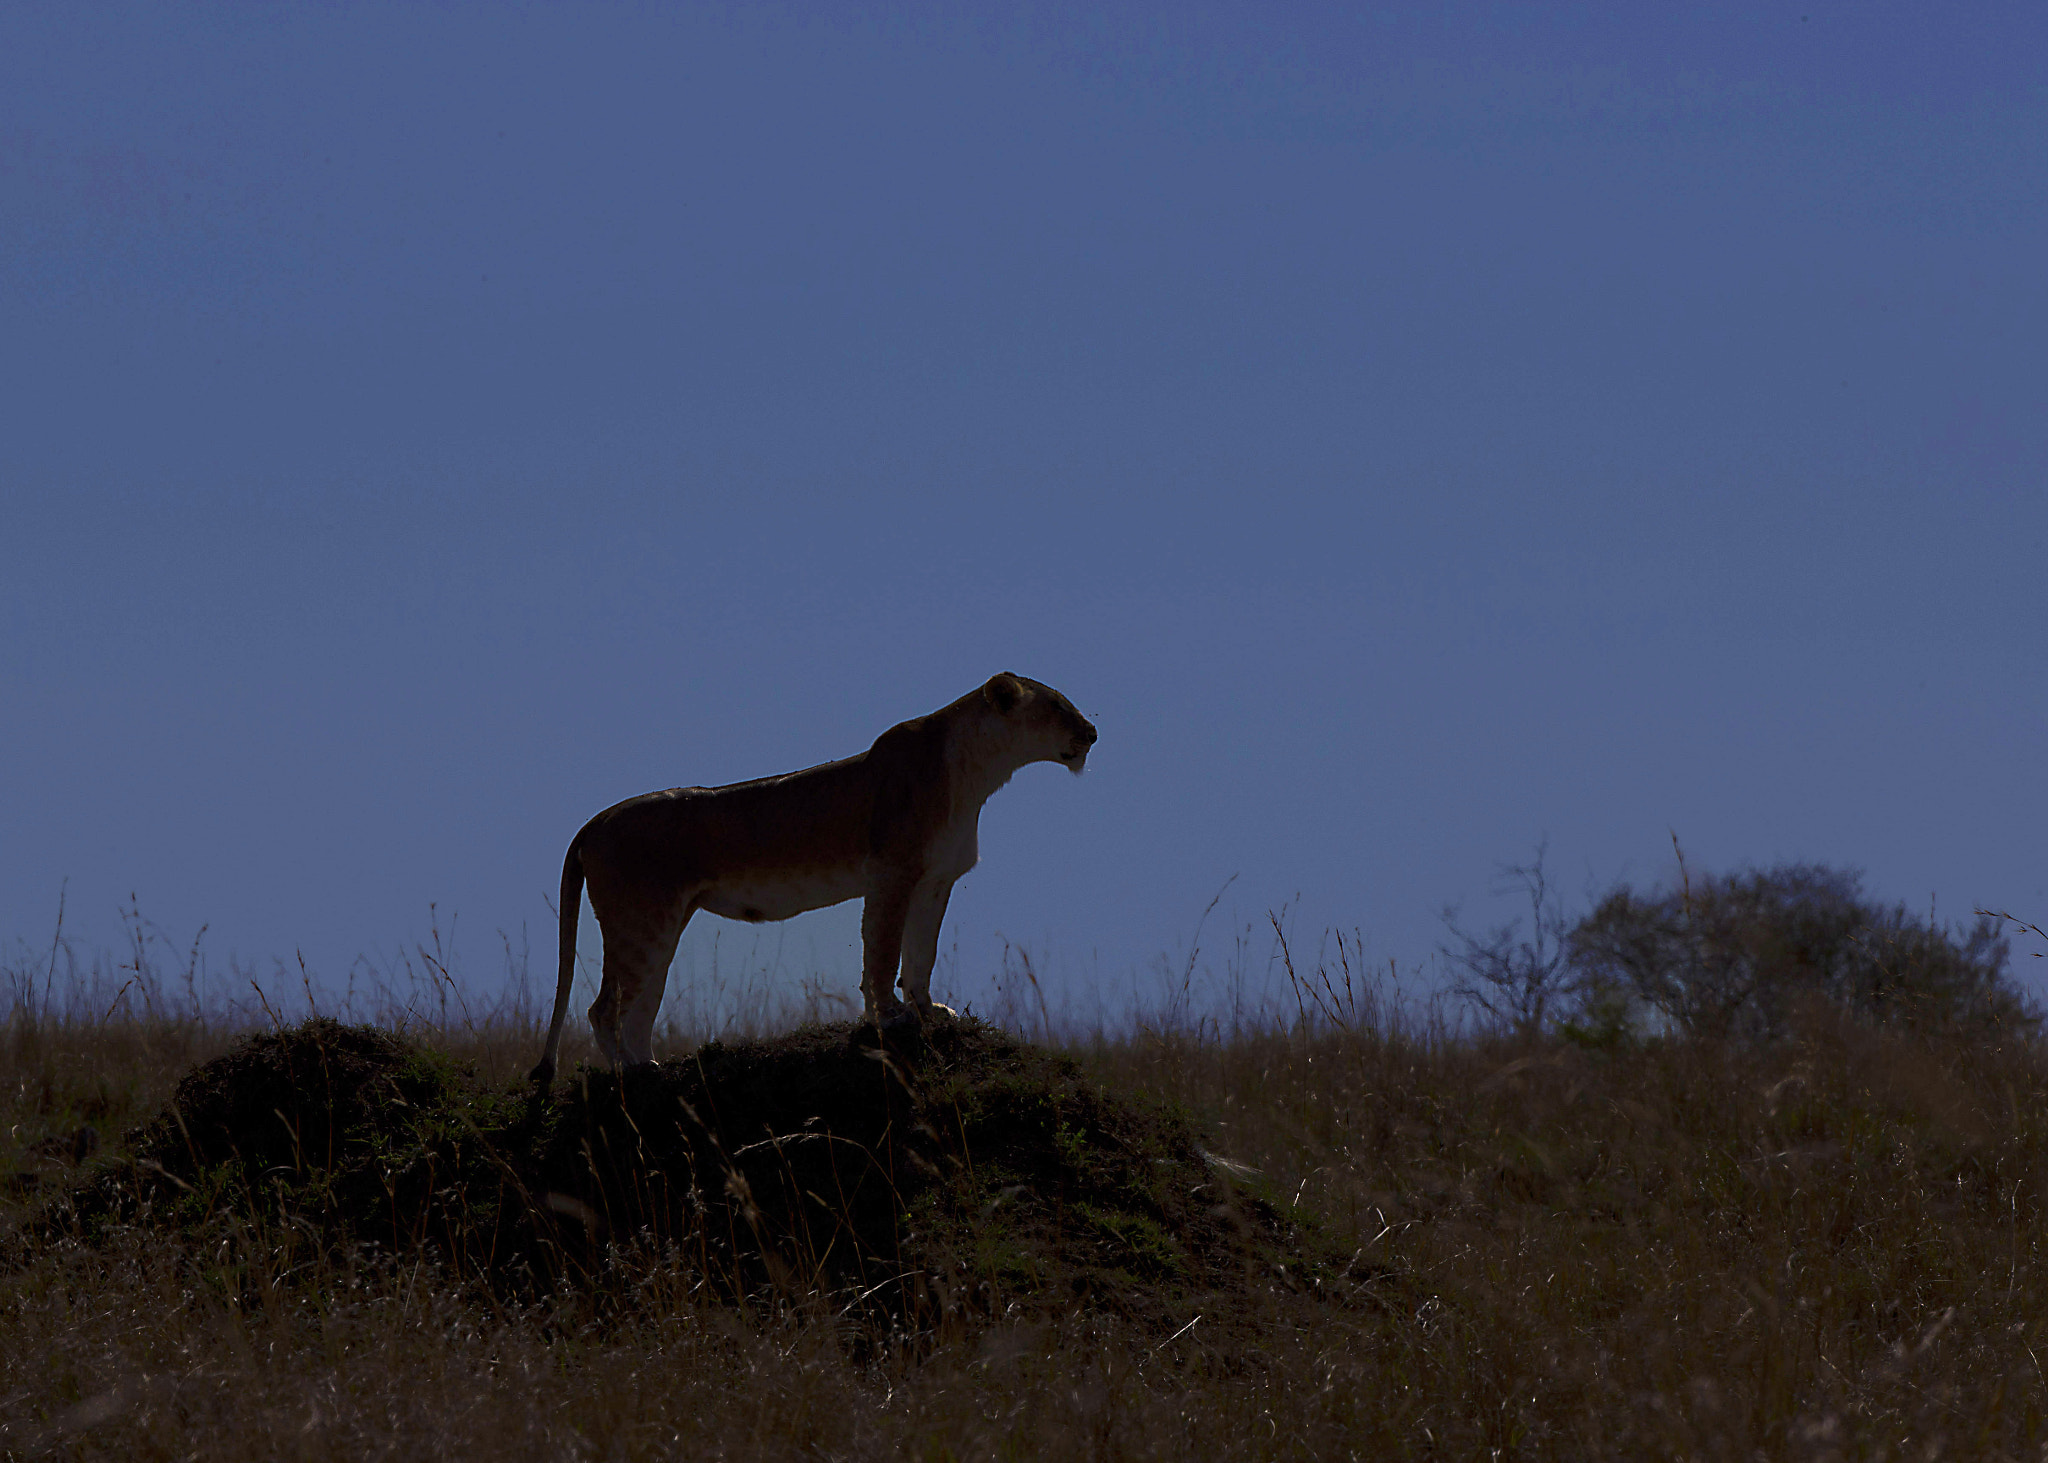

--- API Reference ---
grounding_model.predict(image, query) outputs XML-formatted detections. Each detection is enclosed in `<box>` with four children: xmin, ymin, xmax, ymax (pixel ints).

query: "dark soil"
<box><xmin>45</xmin><ymin>1017</ymin><xmax>1366</xmax><ymax>1335</ymax></box>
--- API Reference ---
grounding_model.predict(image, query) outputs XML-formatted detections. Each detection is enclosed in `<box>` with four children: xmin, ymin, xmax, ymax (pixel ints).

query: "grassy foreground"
<box><xmin>6</xmin><ymin>990</ymin><xmax>2048</xmax><ymax>1459</ymax></box>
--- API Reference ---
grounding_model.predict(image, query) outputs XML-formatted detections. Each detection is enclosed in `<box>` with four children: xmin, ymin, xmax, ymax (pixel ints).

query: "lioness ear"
<box><xmin>983</xmin><ymin>673</ymin><xmax>1026</xmax><ymax>713</ymax></box>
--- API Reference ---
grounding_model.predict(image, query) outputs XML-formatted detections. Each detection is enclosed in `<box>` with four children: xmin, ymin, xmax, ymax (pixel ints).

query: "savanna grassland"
<box><xmin>6</xmin><ymin>921</ymin><xmax>2048</xmax><ymax>1461</ymax></box>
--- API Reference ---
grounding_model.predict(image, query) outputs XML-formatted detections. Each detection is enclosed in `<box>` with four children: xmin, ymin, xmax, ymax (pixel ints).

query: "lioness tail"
<box><xmin>530</xmin><ymin>840</ymin><xmax>585</xmax><ymax>1088</ymax></box>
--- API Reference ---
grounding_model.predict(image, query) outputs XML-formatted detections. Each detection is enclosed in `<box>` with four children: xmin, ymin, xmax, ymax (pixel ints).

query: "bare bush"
<box><xmin>1439</xmin><ymin>842</ymin><xmax>1576</xmax><ymax>1034</ymax></box>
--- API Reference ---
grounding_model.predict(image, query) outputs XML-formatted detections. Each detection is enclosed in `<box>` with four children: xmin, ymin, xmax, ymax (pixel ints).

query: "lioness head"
<box><xmin>982</xmin><ymin>672</ymin><xmax>1098</xmax><ymax>774</ymax></box>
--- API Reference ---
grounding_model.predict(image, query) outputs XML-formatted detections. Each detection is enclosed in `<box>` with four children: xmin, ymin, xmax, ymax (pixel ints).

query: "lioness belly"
<box><xmin>698</xmin><ymin>866</ymin><xmax>867</xmax><ymax>923</ymax></box>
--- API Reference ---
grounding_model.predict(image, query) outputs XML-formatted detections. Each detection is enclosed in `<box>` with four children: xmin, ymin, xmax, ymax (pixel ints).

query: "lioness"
<box><xmin>531</xmin><ymin>673</ymin><xmax>1097</xmax><ymax>1085</ymax></box>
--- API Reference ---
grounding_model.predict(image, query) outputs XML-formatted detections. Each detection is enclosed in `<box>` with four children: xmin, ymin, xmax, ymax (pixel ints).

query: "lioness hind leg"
<box><xmin>589</xmin><ymin>912</ymin><xmax>687</xmax><ymax>1068</ymax></box>
<box><xmin>587</xmin><ymin>977</ymin><xmax>623</xmax><ymax>1067</ymax></box>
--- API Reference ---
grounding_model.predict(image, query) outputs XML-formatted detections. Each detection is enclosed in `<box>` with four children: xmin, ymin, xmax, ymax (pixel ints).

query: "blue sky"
<box><xmin>4</xmin><ymin>3</ymin><xmax>2044</xmax><ymax>1021</ymax></box>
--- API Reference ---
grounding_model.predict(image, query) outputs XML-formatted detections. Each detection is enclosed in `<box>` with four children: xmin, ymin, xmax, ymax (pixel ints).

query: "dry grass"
<box><xmin>7</xmin><ymin>949</ymin><xmax>2048</xmax><ymax>1459</ymax></box>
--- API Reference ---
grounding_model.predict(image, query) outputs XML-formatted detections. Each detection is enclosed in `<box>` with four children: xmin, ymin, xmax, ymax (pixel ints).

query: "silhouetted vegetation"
<box><xmin>1570</xmin><ymin>860</ymin><xmax>2026</xmax><ymax>1040</ymax></box>
<box><xmin>1442</xmin><ymin>850</ymin><xmax>2031</xmax><ymax>1044</ymax></box>
<box><xmin>1438</xmin><ymin>842</ymin><xmax>1575</xmax><ymax>1034</ymax></box>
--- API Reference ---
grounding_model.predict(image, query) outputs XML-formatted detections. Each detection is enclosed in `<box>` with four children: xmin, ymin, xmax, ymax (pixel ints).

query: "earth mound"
<box><xmin>135</xmin><ymin>1017</ymin><xmax>457</xmax><ymax>1180</ymax></box>
<box><xmin>539</xmin><ymin>1019</ymin><xmax>1348</xmax><ymax>1327</ymax></box>
<box><xmin>57</xmin><ymin>1018</ymin><xmax>1361</xmax><ymax>1332</ymax></box>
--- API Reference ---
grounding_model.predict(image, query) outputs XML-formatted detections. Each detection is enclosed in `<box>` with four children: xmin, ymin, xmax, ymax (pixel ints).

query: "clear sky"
<box><xmin>4</xmin><ymin>3</ymin><xmax>2044</xmax><ymax>1023</ymax></box>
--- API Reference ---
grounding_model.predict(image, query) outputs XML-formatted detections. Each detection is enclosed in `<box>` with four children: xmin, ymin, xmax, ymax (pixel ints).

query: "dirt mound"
<box><xmin>57</xmin><ymin>1017</ymin><xmax>1358</xmax><ymax>1333</ymax></box>
<box><xmin>135</xmin><ymin>1018</ymin><xmax>457</xmax><ymax>1179</ymax></box>
<box><xmin>59</xmin><ymin>1019</ymin><xmax>508</xmax><ymax>1260</ymax></box>
<box><xmin>538</xmin><ymin>1019</ymin><xmax>1344</xmax><ymax>1328</ymax></box>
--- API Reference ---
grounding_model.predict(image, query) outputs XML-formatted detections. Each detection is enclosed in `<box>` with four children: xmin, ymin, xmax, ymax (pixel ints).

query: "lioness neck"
<box><xmin>946</xmin><ymin>712</ymin><xmax>1033</xmax><ymax>806</ymax></box>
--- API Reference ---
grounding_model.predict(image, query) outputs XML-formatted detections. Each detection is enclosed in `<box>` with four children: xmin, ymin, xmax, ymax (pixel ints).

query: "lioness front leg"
<box><xmin>860</xmin><ymin>878</ymin><xmax>914</xmax><ymax>1023</ymax></box>
<box><xmin>897</xmin><ymin>877</ymin><xmax>956</xmax><ymax>1013</ymax></box>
